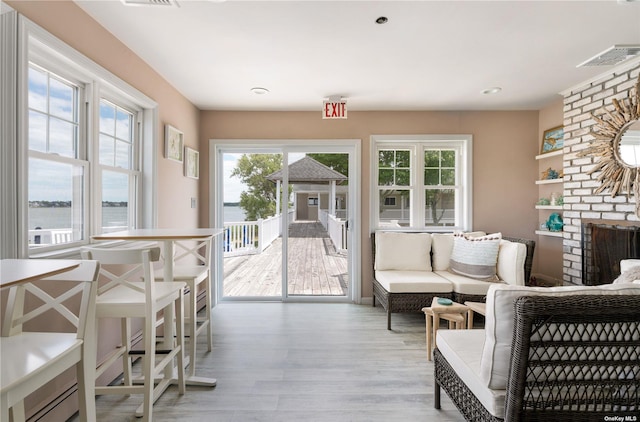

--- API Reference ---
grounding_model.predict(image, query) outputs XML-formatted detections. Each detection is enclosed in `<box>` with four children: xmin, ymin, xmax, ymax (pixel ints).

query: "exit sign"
<box><xmin>322</xmin><ymin>100</ymin><xmax>347</xmax><ymax>119</ymax></box>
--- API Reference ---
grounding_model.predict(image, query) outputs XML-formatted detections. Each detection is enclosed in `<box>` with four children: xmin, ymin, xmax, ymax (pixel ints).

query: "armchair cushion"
<box><xmin>480</xmin><ymin>283</ymin><xmax>640</xmax><ymax>389</ymax></box>
<box><xmin>374</xmin><ymin>231</ymin><xmax>432</xmax><ymax>271</ymax></box>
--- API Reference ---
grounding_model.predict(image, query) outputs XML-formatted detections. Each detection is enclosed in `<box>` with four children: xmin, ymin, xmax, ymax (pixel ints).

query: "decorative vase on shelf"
<box><xmin>546</xmin><ymin>213</ymin><xmax>563</xmax><ymax>232</ymax></box>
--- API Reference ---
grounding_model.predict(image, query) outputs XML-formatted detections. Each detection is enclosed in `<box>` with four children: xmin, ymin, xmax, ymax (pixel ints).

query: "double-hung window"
<box><xmin>18</xmin><ymin>17</ymin><xmax>156</xmax><ymax>255</ymax></box>
<box><xmin>372</xmin><ymin>135</ymin><xmax>472</xmax><ymax>231</ymax></box>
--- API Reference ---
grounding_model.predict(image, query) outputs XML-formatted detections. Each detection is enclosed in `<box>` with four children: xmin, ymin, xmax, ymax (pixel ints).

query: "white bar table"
<box><xmin>1</xmin><ymin>259</ymin><xmax>80</xmax><ymax>288</ymax></box>
<box><xmin>92</xmin><ymin>228</ymin><xmax>222</xmax><ymax>388</ymax></box>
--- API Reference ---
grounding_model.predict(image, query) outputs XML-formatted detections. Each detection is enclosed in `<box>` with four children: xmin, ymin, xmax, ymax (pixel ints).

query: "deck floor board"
<box><xmin>223</xmin><ymin>221</ymin><xmax>348</xmax><ymax>297</ymax></box>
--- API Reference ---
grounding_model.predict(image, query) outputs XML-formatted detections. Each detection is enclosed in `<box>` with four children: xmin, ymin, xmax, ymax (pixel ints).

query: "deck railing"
<box><xmin>223</xmin><ymin>213</ymin><xmax>289</xmax><ymax>257</ymax></box>
<box><xmin>318</xmin><ymin>209</ymin><xmax>348</xmax><ymax>253</ymax></box>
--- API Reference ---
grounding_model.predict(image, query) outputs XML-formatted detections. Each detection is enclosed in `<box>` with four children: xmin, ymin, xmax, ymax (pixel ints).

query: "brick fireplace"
<box><xmin>562</xmin><ymin>61</ymin><xmax>640</xmax><ymax>285</ymax></box>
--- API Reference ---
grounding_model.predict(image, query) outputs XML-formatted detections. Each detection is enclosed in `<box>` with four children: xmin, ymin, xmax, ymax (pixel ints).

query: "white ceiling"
<box><xmin>74</xmin><ymin>0</ymin><xmax>640</xmax><ymax>111</ymax></box>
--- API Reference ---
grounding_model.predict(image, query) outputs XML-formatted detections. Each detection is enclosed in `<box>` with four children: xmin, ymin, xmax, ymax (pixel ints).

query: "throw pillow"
<box><xmin>613</xmin><ymin>266</ymin><xmax>640</xmax><ymax>283</ymax></box>
<box><xmin>449</xmin><ymin>232</ymin><xmax>501</xmax><ymax>281</ymax></box>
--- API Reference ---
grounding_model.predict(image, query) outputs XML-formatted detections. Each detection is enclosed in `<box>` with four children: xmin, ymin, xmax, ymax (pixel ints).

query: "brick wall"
<box><xmin>562</xmin><ymin>62</ymin><xmax>640</xmax><ymax>284</ymax></box>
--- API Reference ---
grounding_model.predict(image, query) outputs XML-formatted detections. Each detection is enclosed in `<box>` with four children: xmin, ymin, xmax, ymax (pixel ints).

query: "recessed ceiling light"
<box><xmin>482</xmin><ymin>87</ymin><xmax>502</xmax><ymax>95</ymax></box>
<box><xmin>250</xmin><ymin>87</ymin><xmax>269</xmax><ymax>95</ymax></box>
<box><xmin>375</xmin><ymin>16</ymin><xmax>388</xmax><ymax>25</ymax></box>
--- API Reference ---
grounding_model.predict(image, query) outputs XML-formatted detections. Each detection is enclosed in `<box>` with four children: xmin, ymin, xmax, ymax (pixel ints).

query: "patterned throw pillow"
<box><xmin>449</xmin><ymin>232</ymin><xmax>502</xmax><ymax>281</ymax></box>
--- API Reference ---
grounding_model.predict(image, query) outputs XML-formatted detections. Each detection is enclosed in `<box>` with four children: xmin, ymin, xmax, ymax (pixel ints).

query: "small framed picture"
<box><xmin>540</xmin><ymin>126</ymin><xmax>564</xmax><ymax>155</ymax></box>
<box><xmin>165</xmin><ymin>124</ymin><xmax>184</xmax><ymax>163</ymax></box>
<box><xmin>184</xmin><ymin>147</ymin><xmax>199</xmax><ymax>179</ymax></box>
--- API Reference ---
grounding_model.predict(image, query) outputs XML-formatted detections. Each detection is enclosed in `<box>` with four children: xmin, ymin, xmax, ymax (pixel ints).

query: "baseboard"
<box><xmin>361</xmin><ymin>296</ymin><xmax>373</xmax><ymax>305</ymax></box>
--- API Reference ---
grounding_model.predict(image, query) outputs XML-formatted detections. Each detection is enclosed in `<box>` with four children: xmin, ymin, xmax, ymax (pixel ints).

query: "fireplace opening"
<box><xmin>581</xmin><ymin>221</ymin><xmax>640</xmax><ymax>285</ymax></box>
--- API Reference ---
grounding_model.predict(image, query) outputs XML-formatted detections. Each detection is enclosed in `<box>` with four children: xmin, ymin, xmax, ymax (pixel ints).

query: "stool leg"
<box><xmin>426</xmin><ymin>312</ymin><xmax>433</xmax><ymax>361</ymax></box>
<box><xmin>467</xmin><ymin>310</ymin><xmax>474</xmax><ymax>329</ymax></box>
<box><xmin>188</xmin><ymin>284</ymin><xmax>197</xmax><ymax>378</ymax></box>
<box><xmin>433</xmin><ymin>314</ymin><xmax>440</xmax><ymax>350</ymax></box>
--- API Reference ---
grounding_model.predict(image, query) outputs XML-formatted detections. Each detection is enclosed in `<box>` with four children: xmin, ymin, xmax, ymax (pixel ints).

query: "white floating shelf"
<box><xmin>535</xmin><ymin>230</ymin><xmax>563</xmax><ymax>238</ymax></box>
<box><xmin>535</xmin><ymin>150</ymin><xmax>563</xmax><ymax>160</ymax></box>
<box><xmin>535</xmin><ymin>205</ymin><xmax>563</xmax><ymax>210</ymax></box>
<box><xmin>535</xmin><ymin>178</ymin><xmax>564</xmax><ymax>185</ymax></box>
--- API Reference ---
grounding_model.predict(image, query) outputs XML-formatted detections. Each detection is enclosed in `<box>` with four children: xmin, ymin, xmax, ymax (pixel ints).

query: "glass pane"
<box><xmin>441</xmin><ymin>150</ymin><xmax>455</xmax><ymax>167</ymax></box>
<box><xmin>49</xmin><ymin>77</ymin><xmax>74</xmax><ymax>121</ymax></box>
<box><xmin>378</xmin><ymin>150</ymin><xmax>394</xmax><ymax>167</ymax></box>
<box><xmin>28</xmin><ymin>67</ymin><xmax>48</xmax><ymax>112</ymax></box>
<box><xmin>102</xmin><ymin>170</ymin><xmax>129</xmax><ymax>232</ymax></box>
<box><xmin>28</xmin><ymin>110</ymin><xmax>47</xmax><ymax>152</ymax></box>
<box><xmin>441</xmin><ymin>169</ymin><xmax>455</xmax><ymax>185</ymax></box>
<box><xmin>116</xmin><ymin>109</ymin><xmax>132</xmax><ymax>141</ymax></box>
<box><xmin>115</xmin><ymin>140</ymin><xmax>131</xmax><ymax>169</ymax></box>
<box><xmin>425</xmin><ymin>150</ymin><xmax>439</xmax><ymax>167</ymax></box>
<box><xmin>396</xmin><ymin>150</ymin><xmax>410</xmax><ymax>168</ymax></box>
<box><xmin>99</xmin><ymin>133</ymin><xmax>114</xmax><ymax>166</ymax></box>
<box><xmin>425</xmin><ymin>189</ymin><xmax>455</xmax><ymax>227</ymax></box>
<box><xmin>424</xmin><ymin>168</ymin><xmax>439</xmax><ymax>185</ymax></box>
<box><xmin>378</xmin><ymin>169</ymin><xmax>394</xmax><ymax>186</ymax></box>
<box><xmin>28</xmin><ymin>158</ymin><xmax>83</xmax><ymax>247</ymax></box>
<box><xmin>396</xmin><ymin>169</ymin><xmax>410</xmax><ymax>186</ymax></box>
<box><xmin>49</xmin><ymin>117</ymin><xmax>76</xmax><ymax>157</ymax></box>
<box><xmin>100</xmin><ymin>101</ymin><xmax>116</xmax><ymax>136</ymax></box>
<box><xmin>379</xmin><ymin>189</ymin><xmax>411</xmax><ymax>227</ymax></box>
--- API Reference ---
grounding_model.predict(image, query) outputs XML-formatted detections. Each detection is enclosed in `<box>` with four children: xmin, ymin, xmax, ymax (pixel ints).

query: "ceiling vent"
<box><xmin>121</xmin><ymin>0</ymin><xmax>179</xmax><ymax>7</ymax></box>
<box><xmin>577</xmin><ymin>45</ymin><xmax>640</xmax><ymax>67</ymax></box>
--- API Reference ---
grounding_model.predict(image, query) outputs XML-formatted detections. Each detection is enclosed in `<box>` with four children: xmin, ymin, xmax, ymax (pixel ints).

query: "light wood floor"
<box><xmin>223</xmin><ymin>221</ymin><xmax>348</xmax><ymax>297</ymax></box>
<box><xmin>70</xmin><ymin>303</ymin><xmax>466</xmax><ymax>421</ymax></box>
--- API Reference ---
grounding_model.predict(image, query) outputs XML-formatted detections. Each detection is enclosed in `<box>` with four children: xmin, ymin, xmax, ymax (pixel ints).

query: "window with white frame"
<box><xmin>19</xmin><ymin>18</ymin><xmax>156</xmax><ymax>254</ymax></box>
<box><xmin>372</xmin><ymin>135</ymin><xmax>472</xmax><ymax>231</ymax></box>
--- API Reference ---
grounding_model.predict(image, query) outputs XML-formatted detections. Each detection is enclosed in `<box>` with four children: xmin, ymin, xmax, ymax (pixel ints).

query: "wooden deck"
<box><xmin>223</xmin><ymin>221</ymin><xmax>348</xmax><ymax>297</ymax></box>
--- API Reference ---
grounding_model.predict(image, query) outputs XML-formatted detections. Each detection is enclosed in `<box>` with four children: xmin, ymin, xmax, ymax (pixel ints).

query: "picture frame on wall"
<box><xmin>185</xmin><ymin>147</ymin><xmax>199</xmax><ymax>179</ymax></box>
<box><xmin>165</xmin><ymin>124</ymin><xmax>184</xmax><ymax>163</ymax></box>
<box><xmin>540</xmin><ymin>126</ymin><xmax>564</xmax><ymax>155</ymax></box>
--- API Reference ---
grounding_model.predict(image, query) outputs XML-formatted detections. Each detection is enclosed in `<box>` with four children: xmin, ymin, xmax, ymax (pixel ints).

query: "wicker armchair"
<box><xmin>434</xmin><ymin>294</ymin><xmax>640</xmax><ymax>421</ymax></box>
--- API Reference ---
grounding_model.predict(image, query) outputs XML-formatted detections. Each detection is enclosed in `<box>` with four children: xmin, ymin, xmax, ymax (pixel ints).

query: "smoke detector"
<box><xmin>577</xmin><ymin>45</ymin><xmax>640</xmax><ymax>67</ymax></box>
<box><xmin>121</xmin><ymin>0</ymin><xmax>179</xmax><ymax>7</ymax></box>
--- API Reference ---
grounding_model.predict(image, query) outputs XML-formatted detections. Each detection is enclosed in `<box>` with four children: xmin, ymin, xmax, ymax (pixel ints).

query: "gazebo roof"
<box><xmin>266</xmin><ymin>156</ymin><xmax>347</xmax><ymax>184</ymax></box>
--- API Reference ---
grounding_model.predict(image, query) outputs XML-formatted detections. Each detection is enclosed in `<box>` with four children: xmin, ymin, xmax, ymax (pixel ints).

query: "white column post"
<box><xmin>330</xmin><ymin>181</ymin><xmax>336</xmax><ymax>216</ymax></box>
<box><xmin>276</xmin><ymin>180</ymin><xmax>281</xmax><ymax>215</ymax></box>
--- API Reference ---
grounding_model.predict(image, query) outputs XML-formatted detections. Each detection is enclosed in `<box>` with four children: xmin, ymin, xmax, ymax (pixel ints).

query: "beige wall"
<box><xmin>200</xmin><ymin>110</ymin><xmax>541</xmax><ymax>296</ymax></box>
<box><xmin>8</xmin><ymin>0</ymin><xmax>201</xmax><ymax>230</ymax></box>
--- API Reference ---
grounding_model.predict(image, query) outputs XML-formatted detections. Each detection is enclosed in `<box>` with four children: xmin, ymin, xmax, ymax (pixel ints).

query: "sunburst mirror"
<box><xmin>579</xmin><ymin>73</ymin><xmax>640</xmax><ymax>215</ymax></box>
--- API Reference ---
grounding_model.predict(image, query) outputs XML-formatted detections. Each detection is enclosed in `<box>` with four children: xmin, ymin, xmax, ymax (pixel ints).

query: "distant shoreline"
<box><xmin>29</xmin><ymin>201</ymin><xmax>127</xmax><ymax>208</ymax></box>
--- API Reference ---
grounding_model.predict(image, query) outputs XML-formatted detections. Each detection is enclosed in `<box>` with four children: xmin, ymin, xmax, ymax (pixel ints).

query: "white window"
<box><xmin>371</xmin><ymin>135</ymin><xmax>472</xmax><ymax>231</ymax></box>
<box><xmin>16</xmin><ymin>17</ymin><xmax>157</xmax><ymax>255</ymax></box>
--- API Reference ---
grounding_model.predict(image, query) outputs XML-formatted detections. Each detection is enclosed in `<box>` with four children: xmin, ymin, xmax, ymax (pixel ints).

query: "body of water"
<box><xmin>224</xmin><ymin>205</ymin><xmax>246</xmax><ymax>222</ymax></box>
<box><xmin>29</xmin><ymin>207</ymin><xmax>127</xmax><ymax>230</ymax></box>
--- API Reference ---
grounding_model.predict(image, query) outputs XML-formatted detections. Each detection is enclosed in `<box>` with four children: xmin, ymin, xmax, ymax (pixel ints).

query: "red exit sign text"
<box><xmin>322</xmin><ymin>101</ymin><xmax>347</xmax><ymax>119</ymax></box>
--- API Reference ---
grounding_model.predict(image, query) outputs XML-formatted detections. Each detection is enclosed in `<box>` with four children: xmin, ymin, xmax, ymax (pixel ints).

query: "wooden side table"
<box><xmin>464</xmin><ymin>301</ymin><xmax>486</xmax><ymax>329</ymax></box>
<box><xmin>422</xmin><ymin>297</ymin><xmax>469</xmax><ymax>361</ymax></box>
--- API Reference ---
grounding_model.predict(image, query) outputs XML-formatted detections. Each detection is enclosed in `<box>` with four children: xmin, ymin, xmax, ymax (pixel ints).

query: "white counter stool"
<box><xmin>154</xmin><ymin>237</ymin><xmax>213</xmax><ymax>382</ymax></box>
<box><xmin>1</xmin><ymin>260</ymin><xmax>99</xmax><ymax>422</ymax></box>
<box><xmin>81</xmin><ymin>246</ymin><xmax>186</xmax><ymax>422</ymax></box>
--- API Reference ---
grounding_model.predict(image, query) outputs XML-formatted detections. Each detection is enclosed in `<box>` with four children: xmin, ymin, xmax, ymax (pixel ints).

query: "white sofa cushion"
<box><xmin>431</xmin><ymin>233</ymin><xmax>454</xmax><ymax>271</ymax></box>
<box><xmin>480</xmin><ymin>283</ymin><xmax>640</xmax><ymax>389</ymax></box>
<box><xmin>374</xmin><ymin>270</ymin><xmax>452</xmax><ymax>293</ymax></box>
<box><xmin>436</xmin><ymin>271</ymin><xmax>506</xmax><ymax>296</ymax></box>
<box><xmin>437</xmin><ymin>329</ymin><xmax>506</xmax><ymax>419</ymax></box>
<box><xmin>496</xmin><ymin>239</ymin><xmax>526</xmax><ymax>285</ymax></box>
<box><xmin>450</xmin><ymin>232</ymin><xmax>501</xmax><ymax>281</ymax></box>
<box><xmin>375</xmin><ymin>231</ymin><xmax>432</xmax><ymax>271</ymax></box>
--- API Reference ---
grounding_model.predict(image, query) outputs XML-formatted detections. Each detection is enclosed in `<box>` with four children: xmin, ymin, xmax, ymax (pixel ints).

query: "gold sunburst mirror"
<box><xmin>579</xmin><ymin>73</ymin><xmax>640</xmax><ymax>215</ymax></box>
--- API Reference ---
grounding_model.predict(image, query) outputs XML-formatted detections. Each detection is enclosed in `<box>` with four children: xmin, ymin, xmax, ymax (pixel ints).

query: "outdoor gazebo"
<box><xmin>266</xmin><ymin>156</ymin><xmax>347</xmax><ymax>220</ymax></box>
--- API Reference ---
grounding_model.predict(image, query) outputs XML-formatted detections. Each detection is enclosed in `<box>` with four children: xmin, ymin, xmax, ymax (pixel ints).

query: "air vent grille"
<box><xmin>578</xmin><ymin>45</ymin><xmax>640</xmax><ymax>67</ymax></box>
<box><xmin>121</xmin><ymin>0</ymin><xmax>179</xmax><ymax>7</ymax></box>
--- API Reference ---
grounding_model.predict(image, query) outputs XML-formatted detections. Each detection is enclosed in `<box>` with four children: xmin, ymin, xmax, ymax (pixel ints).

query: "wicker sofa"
<box><xmin>434</xmin><ymin>283</ymin><xmax>640</xmax><ymax>421</ymax></box>
<box><xmin>371</xmin><ymin>231</ymin><xmax>535</xmax><ymax>330</ymax></box>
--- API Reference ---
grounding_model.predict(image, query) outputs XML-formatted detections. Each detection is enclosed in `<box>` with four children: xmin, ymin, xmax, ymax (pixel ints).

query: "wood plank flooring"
<box><xmin>70</xmin><ymin>303</ymin><xmax>466</xmax><ymax>422</ymax></box>
<box><xmin>223</xmin><ymin>222</ymin><xmax>348</xmax><ymax>297</ymax></box>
